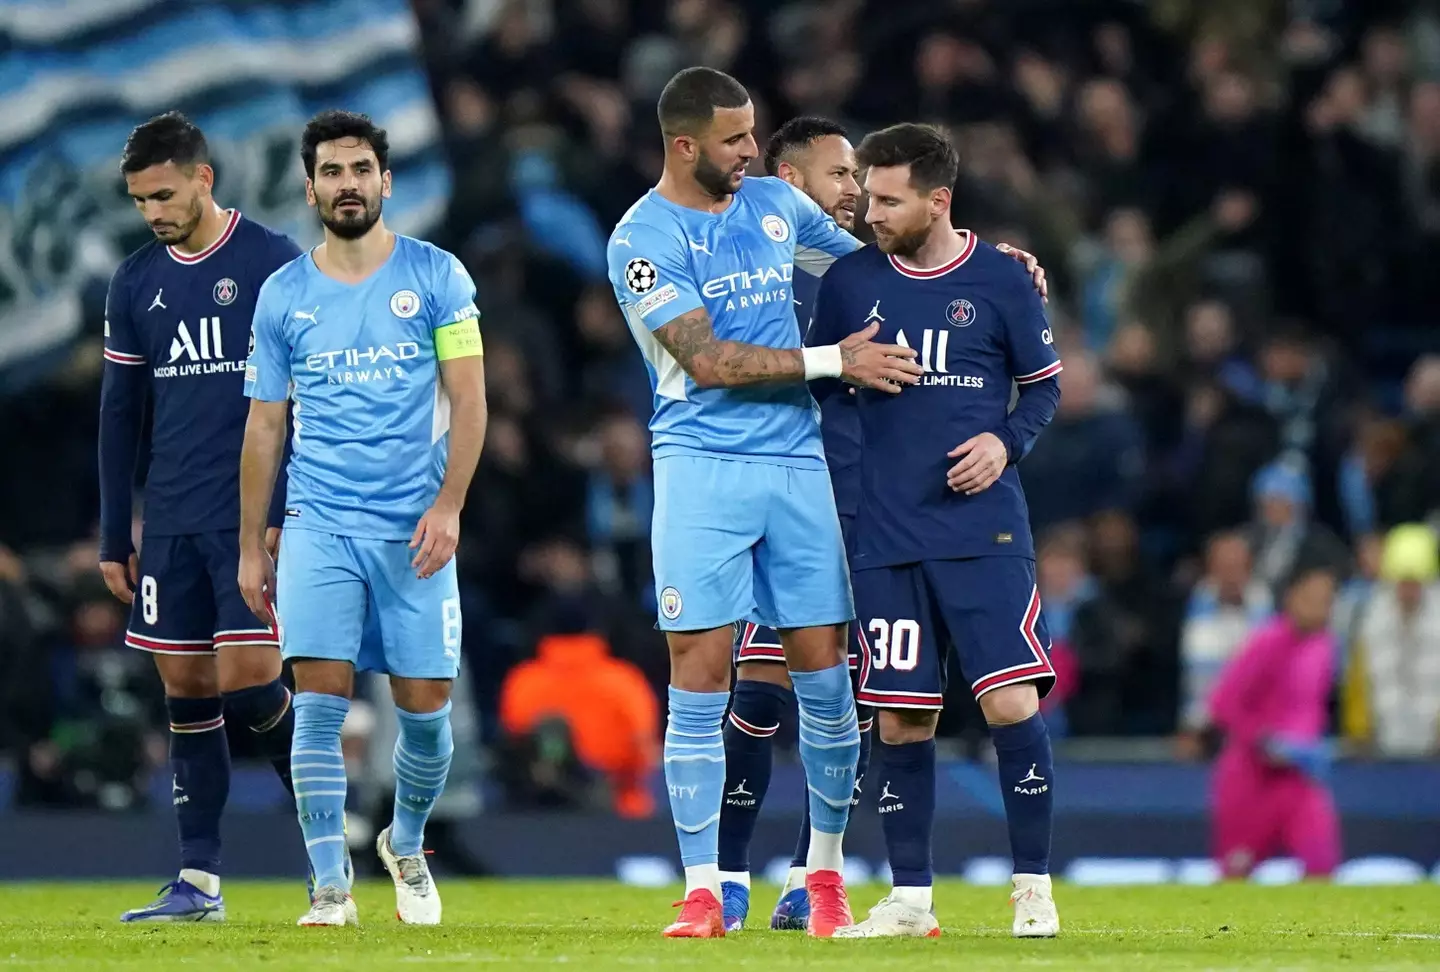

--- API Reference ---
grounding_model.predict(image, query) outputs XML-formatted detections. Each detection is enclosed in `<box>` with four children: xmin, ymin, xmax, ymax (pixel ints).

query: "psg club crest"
<box><xmin>761</xmin><ymin>213</ymin><xmax>790</xmax><ymax>242</ymax></box>
<box><xmin>390</xmin><ymin>289</ymin><xmax>421</xmax><ymax>319</ymax></box>
<box><xmin>213</xmin><ymin>277</ymin><xmax>237</xmax><ymax>306</ymax></box>
<box><xmin>946</xmin><ymin>298</ymin><xmax>976</xmax><ymax>328</ymax></box>
<box><xmin>660</xmin><ymin>586</ymin><xmax>683</xmax><ymax>621</ymax></box>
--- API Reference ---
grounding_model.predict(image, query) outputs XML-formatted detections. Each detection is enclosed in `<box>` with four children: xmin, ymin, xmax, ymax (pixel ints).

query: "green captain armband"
<box><xmin>435</xmin><ymin>317</ymin><xmax>483</xmax><ymax>360</ymax></box>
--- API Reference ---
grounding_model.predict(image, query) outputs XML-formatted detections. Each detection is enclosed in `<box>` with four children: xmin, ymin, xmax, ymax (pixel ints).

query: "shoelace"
<box><xmin>808</xmin><ymin>877</ymin><xmax>850</xmax><ymax>922</ymax></box>
<box><xmin>396</xmin><ymin>855</ymin><xmax>431</xmax><ymax>894</ymax></box>
<box><xmin>670</xmin><ymin>892</ymin><xmax>714</xmax><ymax>924</ymax></box>
<box><xmin>312</xmin><ymin>887</ymin><xmax>348</xmax><ymax>909</ymax></box>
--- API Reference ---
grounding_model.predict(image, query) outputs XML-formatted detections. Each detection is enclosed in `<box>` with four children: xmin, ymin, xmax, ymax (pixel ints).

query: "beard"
<box><xmin>149</xmin><ymin>196</ymin><xmax>205</xmax><ymax>244</ymax></box>
<box><xmin>873</xmin><ymin>221</ymin><xmax>931</xmax><ymax>258</ymax></box>
<box><xmin>319</xmin><ymin>192</ymin><xmax>383</xmax><ymax>240</ymax></box>
<box><xmin>694</xmin><ymin>148</ymin><xmax>742</xmax><ymax>198</ymax></box>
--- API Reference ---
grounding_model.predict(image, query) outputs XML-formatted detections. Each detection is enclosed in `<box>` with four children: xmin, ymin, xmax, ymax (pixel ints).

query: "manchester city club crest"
<box><xmin>390</xmin><ymin>289</ymin><xmax>421</xmax><ymax>319</ymax></box>
<box><xmin>660</xmin><ymin>586</ymin><xmax>683</xmax><ymax>621</ymax></box>
<box><xmin>213</xmin><ymin>277</ymin><xmax>237</xmax><ymax>306</ymax></box>
<box><xmin>761</xmin><ymin>213</ymin><xmax>790</xmax><ymax>242</ymax></box>
<box><xmin>946</xmin><ymin>297</ymin><xmax>976</xmax><ymax>327</ymax></box>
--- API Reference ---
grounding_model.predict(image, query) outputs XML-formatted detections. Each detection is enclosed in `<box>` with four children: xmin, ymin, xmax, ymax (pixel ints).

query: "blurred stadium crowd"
<box><xmin>1</xmin><ymin>0</ymin><xmax>1440</xmax><ymax>817</ymax></box>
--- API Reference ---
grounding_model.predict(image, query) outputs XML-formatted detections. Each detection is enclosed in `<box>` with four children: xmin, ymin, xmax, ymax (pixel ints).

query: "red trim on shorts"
<box><xmin>125</xmin><ymin>631</ymin><xmax>214</xmax><ymax>655</ymax></box>
<box><xmin>970</xmin><ymin>585</ymin><xmax>1054</xmax><ymax>698</ymax></box>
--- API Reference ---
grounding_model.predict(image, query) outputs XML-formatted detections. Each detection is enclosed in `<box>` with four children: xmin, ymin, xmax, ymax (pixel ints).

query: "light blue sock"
<box><xmin>291</xmin><ymin>693</ymin><xmax>351</xmax><ymax>891</ymax></box>
<box><xmin>664</xmin><ymin>686</ymin><xmax>729</xmax><ymax>867</ymax></box>
<box><xmin>390</xmin><ymin>701</ymin><xmax>455</xmax><ymax>856</ymax></box>
<box><xmin>791</xmin><ymin>663</ymin><xmax>860</xmax><ymax>836</ymax></box>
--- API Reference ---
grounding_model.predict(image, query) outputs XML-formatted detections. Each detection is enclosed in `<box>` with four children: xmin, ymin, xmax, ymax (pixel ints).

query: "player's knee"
<box><xmin>153</xmin><ymin>654</ymin><xmax>220</xmax><ymax>698</ymax></box>
<box><xmin>736</xmin><ymin>660</ymin><xmax>792</xmax><ymax>690</ymax></box>
<box><xmin>667</xmin><ymin>627</ymin><xmax>734</xmax><ymax>692</ymax></box>
<box><xmin>876</xmin><ymin>707</ymin><xmax>938</xmax><ymax>745</ymax></box>
<box><xmin>215</xmin><ymin>645</ymin><xmax>283</xmax><ymax>695</ymax></box>
<box><xmin>778</xmin><ymin>623</ymin><xmax>847</xmax><ymax>673</ymax></box>
<box><xmin>979</xmin><ymin>682</ymin><xmax>1040</xmax><ymax>726</ymax></box>
<box><xmin>390</xmin><ymin>676</ymin><xmax>452</xmax><ymax>714</ymax></box>
<box><xmin>291</xmin><ymin>659</ymin><xmax>354</xmax><ymax>699</ymax></box>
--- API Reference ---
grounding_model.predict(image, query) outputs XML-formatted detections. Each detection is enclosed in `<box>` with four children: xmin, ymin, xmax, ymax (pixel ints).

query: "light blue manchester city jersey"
<box><xmin>605</xmin><ymin>176</ymin><xmax>860</xmax><ymax>467</ymax></box>
<box><xmin>245</xmin><ymin>235</ymin><xmax>479</xmax><ymax>539</ymax></box>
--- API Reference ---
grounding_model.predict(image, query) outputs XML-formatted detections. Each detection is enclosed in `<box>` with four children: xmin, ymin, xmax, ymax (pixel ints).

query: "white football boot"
<box><xmin>832</xmin><ymin>893</ymin><xmax>941</xmax><ymax>938</ymax></box>
<box><xmin>297</xmin><ymin>886</ymin><xmax>359</xmax><ymax>927</ymax></box>
<box><xmin>377</xmin><ymin>824</ymin><xmax>442</xmax><ymax>925</ymax></box>
<box><xmin>1010</xmin><ymin>873</ymin><xmax>1060</xmax><ymax>937</ymax></box>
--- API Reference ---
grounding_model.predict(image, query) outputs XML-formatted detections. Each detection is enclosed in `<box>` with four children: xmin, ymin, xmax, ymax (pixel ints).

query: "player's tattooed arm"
<box><xmin>653</xmin><ymin>308</ymin><xmax>805</xmax><ymax>388</ymax></box>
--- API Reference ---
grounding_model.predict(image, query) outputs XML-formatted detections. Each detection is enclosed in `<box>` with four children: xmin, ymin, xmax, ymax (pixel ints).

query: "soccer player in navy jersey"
<box><xmin>806</xmin><ymin>124</ymin><xmax>1064</xmax><ymax>939</ymax></box>
<box><xmin>718</xmin><ymin>117</ymin><xmax>1052</xmax><ymax>933</ymax></box>
<box><xmin>98</xmin><ymin>112</ymin><xmax>303</xmax><ymax>922</ymax></box>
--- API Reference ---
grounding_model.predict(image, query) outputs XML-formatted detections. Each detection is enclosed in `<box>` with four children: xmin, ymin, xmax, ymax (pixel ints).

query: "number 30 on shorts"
<box><xmin>868</xmin><ymin>618</ymin><xmax>919</xmax><ymax>671</ymax></box>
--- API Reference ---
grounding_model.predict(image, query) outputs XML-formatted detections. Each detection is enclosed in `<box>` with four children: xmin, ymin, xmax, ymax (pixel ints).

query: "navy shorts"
<box><xmin>852</xmin><ymin>557</ymin><xmax>1055</xmax><ymax>709</ymax></box>
<box><xmin>734</xmin><ymin>512</ymin><xmax>859</xmax><ymax>668</ymax></box>
<box><xmin>124</xmin><ymin>531</ymin><xmax>278</xmax><ymax>656</ymax></box>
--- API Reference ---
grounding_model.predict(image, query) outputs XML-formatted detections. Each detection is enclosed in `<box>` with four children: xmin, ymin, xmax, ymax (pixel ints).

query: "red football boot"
<box><xmin>805</xmin><ymin>870</ymin><xmax>853</xmax><ymax>938</ymax></box>
<box><xmin>662</xmin><ymin>888</ymin><xmax>725</xmax><ymax>938</ymax></box>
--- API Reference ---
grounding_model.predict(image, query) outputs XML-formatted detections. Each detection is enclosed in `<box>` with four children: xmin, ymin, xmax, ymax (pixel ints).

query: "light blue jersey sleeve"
<box><xmin>784</xmin><ymin>182</ymin><xmax>861</xmax><ymax>277</ymax></box>
<box><xmin>244</xmin><ymin>274</ymin><xmax>292</xmax><ymax>402</ymax></box>
<box><xmin>429</xmin><ymin>251</ymin><xmax>480</xmax><ymax>332</ymax></box>
<box><xmin>606</xmin><ymin>220</ymin><xmax>703</xmax><ymax>331</ymax></box>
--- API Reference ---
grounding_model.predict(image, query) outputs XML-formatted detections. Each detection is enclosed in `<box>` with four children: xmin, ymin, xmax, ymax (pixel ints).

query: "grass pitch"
<box><xmin>0</xmin><ymin>880</ymin><xmax>1436</xmax><ymax>970</ymax></box>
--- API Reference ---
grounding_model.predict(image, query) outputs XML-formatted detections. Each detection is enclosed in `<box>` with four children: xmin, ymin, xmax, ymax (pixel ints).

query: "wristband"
<box><xmin>802</xmin><ymin>344</ymin><xmax>844</xmax><ymax>380</ymax></box>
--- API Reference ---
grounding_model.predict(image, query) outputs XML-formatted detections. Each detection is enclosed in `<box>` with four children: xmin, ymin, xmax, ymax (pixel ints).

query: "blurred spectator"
<box><xmin>1021</xmin><ymin>351</ymin><xmax>1144</xmax><ymax>533</ymax></box>
<box><xmin>1035</xmin><ymin>525</ymin><xmax>1095</xmax><ymax>736</ymax></box>
<box><xmin>1352</xmin><ymin>524</ymin><xmax>1440</xmax><ymax>758</ymax></box>
<box><xmin>1247</xmin><ymin>460</ymin><xmax>1350</xmax><ymax>598</ymax></box>
<box><xmin>499</xmin><ymin>607</ymin><xmax>659</xmax><ymax>818</ymax></box>
<box><xmin>1205</xmin><ymin>562</ymin><xmax>1342</xmax><ymax>880</ymax></box>
<box><xmin>1177</xmin><ymin>531</ymin><xmax>1271</xmax><ymax>741</ymax></box>
<box><xmin>585</xmin><ymin>411</ymin><xmax>654</xmax><ymax>607</ymax></box>
<box><xmin>1068</xmin><ymin>511</ymin><xmax>1182</xmax><ymax>735</ymax></box>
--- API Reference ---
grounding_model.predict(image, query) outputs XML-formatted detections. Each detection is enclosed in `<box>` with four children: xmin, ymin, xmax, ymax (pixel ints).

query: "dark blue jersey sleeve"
<box><xmin>804</xmin><ymin>268</ymin><xmax>847</xmax><ymax>404</ymax></box>
<box><xmin>995</xmin><ymin>270</ymin><xmax>1063</xmax><ymax>463</ymax></box>
<box><xmin>260</xmin><ymin>234</ymin><xmax>303</xmax><ymax>532</ymax></box>
<box><xmin>98</xmin><ymin>267</ymin><xmax>146</xmax><ymax>562</ymax></box>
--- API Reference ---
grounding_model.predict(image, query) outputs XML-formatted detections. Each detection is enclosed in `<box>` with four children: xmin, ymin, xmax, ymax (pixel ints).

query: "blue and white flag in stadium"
<box><xmin>0</xmin><ymin>0</ymin><xmax>451</xmax><ymax>372</ymax></box>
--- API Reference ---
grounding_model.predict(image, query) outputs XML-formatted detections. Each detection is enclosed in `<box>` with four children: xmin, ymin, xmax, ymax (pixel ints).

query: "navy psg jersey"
<box><xmin>807</xmin><ymin>234</ymin><xmax>1062</xmax><ymax>568</ymax></box>
<box><xmin>796</xmin><ymin>267</ymin><xmax>860</xmax><ymax>517</ymax></box>
<box><xmin>99</xmin><ymin>210</ymin><xmax>301</xmax><ymax>561</ymax></box>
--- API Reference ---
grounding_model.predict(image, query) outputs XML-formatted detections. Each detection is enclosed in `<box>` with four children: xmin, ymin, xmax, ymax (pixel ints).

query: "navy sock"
<box><xmin>991</xmin><ymin>712</ymin><xmax>1053</xmax><ymax>875</ymax></box>
<box><xmin>223</xmin><ymin>678</ymin><xmax>295</xmax><ymax>795</ymax></box>
<box><xmin>877</xmin><ymin>738</ymin><xmax>935</xmax><ymax>887</ymax></box>
<box><xmin>166</xmin><ymin>696</ymin><xmax>231</xmax><ymax>875</ymax></box>
<box><xmin>792</xmin><ymin>705</ymin><xmax>872</xmax><ymax>867</ymax></box>
<box><xmin>717</xmin><ymin>679</ymin><xmax>790</xmax><ymax>873</ymax></box>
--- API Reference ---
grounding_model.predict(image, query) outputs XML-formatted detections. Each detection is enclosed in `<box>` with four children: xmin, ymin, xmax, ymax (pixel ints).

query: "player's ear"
<box><xmin>195</xmin><ymin>163</ymin><xmax>215</xmax><ymax>193</ymax></box>
<box><xmin>931</xmin><ymin>185</ymin><xmax>952</xmax><ymax>219</ymax></box>
<box><xmin>304</xmin><ymin>178</ymin><xmax>316</xmax><ymax>208</ymax></box>
<box><xmin>776</xmin><ymin>159</ymin><xmax>800</xmax><ymax>188</ymax></box>
<box><xmin>670</xmin><ymin>133</ymin><xmax>698</xmax><ymax>164</ymax></box>
<box><xmin>381</xmin><ymin>169</ymin><xmax>393</xmax><ymax>199</ymax></box>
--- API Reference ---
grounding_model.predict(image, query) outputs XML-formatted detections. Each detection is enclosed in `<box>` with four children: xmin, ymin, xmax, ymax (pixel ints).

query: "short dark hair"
<box><xmin>121</xmin><ymin>111</ymin><xmax>209</xmax><ymax>174</ymax></box>
<box><xmin>300</xmin><ymin>110</ymin><xmax>390</xmax><ymax>180</ymax></box>
<box><xmin>763</xmin><ymin>116</ymin><xmax>848</xmax><ymax>176</ymax></box>
<box><xmin>657</xmin><ymin>67</ymin><xmax>750</xmax><ymax>138</ymax></box>
<box><xmin>855</xmin><ymin>123</ymin><xmax>958</xmax><ymax>193</ymax></box>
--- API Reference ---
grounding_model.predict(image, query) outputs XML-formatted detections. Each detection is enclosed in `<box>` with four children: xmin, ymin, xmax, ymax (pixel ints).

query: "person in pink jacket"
<box><xmin>1205</xmin><ymin>562</ymin><xmax>1342</xmax><ymax>879</ymax></box>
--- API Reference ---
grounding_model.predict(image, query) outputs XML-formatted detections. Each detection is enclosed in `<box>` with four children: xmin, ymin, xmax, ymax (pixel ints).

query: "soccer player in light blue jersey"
<box><xmin>605</xmin><ymin>67</ymin><xmax>924</xmax><ymax>939</ymax></box>
<box><xmin>237</xmin><ymin>111</ymin><xmax>487</xmax><ymax>928</ymax></box>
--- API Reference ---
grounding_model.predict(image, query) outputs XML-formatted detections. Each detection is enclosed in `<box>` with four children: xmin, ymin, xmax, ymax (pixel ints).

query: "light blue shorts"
<box><xmin>275</xmin><ymin>529</ymin><xmax>461</xmax><ymax>679</ymax></box>
<box><xmin>651</xmin><ymin>454</ymin><xmax>853</xmax><ymax>632</ymax></box>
